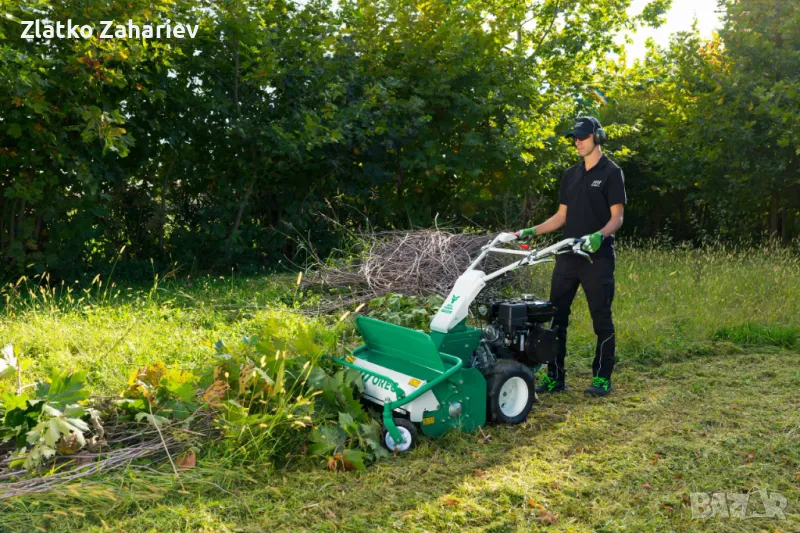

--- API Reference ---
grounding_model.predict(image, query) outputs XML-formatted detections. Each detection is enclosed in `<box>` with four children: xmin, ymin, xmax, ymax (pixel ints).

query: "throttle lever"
<box><xmin>574</xmin><ymin>248</ymin><xmax>593</xmax><ymax>263</ymax></box>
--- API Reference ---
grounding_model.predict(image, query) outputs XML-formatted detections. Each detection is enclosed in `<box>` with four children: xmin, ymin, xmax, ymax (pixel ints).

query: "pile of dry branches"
<box><xmin>302</xmin><ymin>228</ymin><xmax>539</xmax><ymax>313</ymax></box>
<box><xmin>0</xmin><ymin>408</ymin><xmax>215</xmax><ymax>499</ymax></box>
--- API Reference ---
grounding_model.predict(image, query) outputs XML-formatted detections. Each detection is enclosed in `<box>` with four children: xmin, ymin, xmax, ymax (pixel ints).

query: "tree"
<box><xmin>603</xmin><ymin>0</ymin><xmax>800</xmax><ymax>243</ymax></box>
<box><xmin>2</xmin><ymin>0</ymin><xmax>707</xmax><ymax>278</ymax></box>
<box><xmin>323</xmin><ymin>0</ymin><xmax>662</xmax><ymax>228</ymax></box>
<box><xmin>715</xmin><ymin>0</ymin><xmax>800</xmax><ymax>241</ymax></box>
<box><xmin>0</xmin><ymin>0</ymin><xmax>184</xmax><ymax>275</ymax></box>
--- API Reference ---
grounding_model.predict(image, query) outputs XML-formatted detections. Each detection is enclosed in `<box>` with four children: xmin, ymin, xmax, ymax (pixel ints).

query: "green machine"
<box><xmin>331</xmin><ymin>233</ymin><xmax>590</xmax><ymax>451</ymax></box>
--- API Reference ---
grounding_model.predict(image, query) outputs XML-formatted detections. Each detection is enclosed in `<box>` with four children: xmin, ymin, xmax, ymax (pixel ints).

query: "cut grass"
<box><xmin>2</xmin><ymin>351</ymin><xmax>797</xmax><ymax>532</ymax></box>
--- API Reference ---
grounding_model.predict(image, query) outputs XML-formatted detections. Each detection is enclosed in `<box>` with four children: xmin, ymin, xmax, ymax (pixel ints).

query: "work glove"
<box><xmin>515</xmin><ymin>227</ymin><xmax>536</xmax><ymax>239</ymax></box>
<box><xmin>581</xmin><ymin>231</ymin><xmax>604</xmax><ymax>253</ymax></box>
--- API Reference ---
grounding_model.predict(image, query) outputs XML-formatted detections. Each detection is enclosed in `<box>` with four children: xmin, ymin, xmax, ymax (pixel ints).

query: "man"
<box><xmin>516</xmin><ymin>116</ymin><xmax>626</xmax><ymax>397</ymax></box>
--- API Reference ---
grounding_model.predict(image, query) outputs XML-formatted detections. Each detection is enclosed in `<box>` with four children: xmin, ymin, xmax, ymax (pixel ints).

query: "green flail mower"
<box><xmin>330</xmin><ymin>232</ymin><xmax>591</xmax><ymax>451</ymax></box>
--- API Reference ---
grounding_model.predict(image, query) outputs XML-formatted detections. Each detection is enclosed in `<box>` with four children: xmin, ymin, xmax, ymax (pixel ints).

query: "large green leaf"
<box><xmin>308</xmin><ymin>424</ymin><xmax>347</xmax><ymax>456</ymax></box>
<box><xmin>36</xmin><ymin>369</ymin><xmax>90</xmax><ymax>407</ymax></box>
<box><xmin>342</xmin><ymin>449</ymin><xmax>367</xmax><ymax>471</ymax></box>
<box><xmin>2</xmin><ymin>399</ymin><xmax>44</xmax><ymax>430</ymax></box>
<box><xmin>0</xmin><ymin>392</ymin><xmax>28</xmax><ymax>413</ymax></box>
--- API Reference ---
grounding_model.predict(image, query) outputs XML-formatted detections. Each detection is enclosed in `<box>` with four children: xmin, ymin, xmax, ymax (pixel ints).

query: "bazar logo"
<box><xmin>21</xmin><ymin>20</ymin><xmax>199</xmax><ymax>40</ymax></box>
<box><xmin>690</xmin><ymin>489</ymin><xmax>788</xmax><ymax>520</ymax></box>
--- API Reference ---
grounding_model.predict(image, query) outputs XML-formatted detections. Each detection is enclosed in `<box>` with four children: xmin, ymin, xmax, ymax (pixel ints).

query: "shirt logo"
<box><xmin>591</xmin><ymin>180</ymin><xmax>602</xmax><ymax>187</ymax></box>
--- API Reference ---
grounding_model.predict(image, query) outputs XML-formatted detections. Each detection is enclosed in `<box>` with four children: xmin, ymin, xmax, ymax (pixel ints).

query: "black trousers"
<box><xmin>547</xmin><ymin>253</ymin><xmax>616</xmax><ymax>381</ymax></box>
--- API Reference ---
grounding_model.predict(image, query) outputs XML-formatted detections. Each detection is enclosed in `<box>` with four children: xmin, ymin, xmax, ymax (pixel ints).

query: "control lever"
<box><xmin>571</xmin><ymin>239</ymin><xmax>593</xmax><ymax>263</ymax></box>
<box><xmin>574</xmin><ymin>249</ymin><xmax>593</xmax><ymax>263</ymax></box>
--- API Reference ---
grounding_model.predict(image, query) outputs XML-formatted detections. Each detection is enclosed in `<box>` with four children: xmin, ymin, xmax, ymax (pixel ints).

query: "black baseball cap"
<box><xmin>565</xmin><ymin>117</ymin><xmax>601</xmax><ymax>138</ymax></box>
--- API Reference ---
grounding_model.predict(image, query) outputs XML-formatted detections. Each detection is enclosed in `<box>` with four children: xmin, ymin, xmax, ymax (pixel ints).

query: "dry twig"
<box><xmin>0</xmin><ymin>409</ymin><xmax>215</xmax><ymax>499</ymax></box>
<box><xmin>301</xmin><ymin>228</ymin><xmax>540</xmax><ymax>313</ymax></box>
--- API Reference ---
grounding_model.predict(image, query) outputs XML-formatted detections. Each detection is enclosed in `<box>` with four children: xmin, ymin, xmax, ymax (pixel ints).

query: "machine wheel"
<box><xmin>382</xmin><ymin>418</ymin><xmax>418</xmax><ymax>452</ymax></box>
<box><xmin>485</xmin><ymin>360</ymin><xmax>536</xmax><ymax>424</ymax></box>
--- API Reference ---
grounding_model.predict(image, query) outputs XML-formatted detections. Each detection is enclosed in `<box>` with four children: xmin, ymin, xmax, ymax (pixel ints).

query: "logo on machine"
<box><xmin>440</xmin><ymin>295</ymin><xmax>461</xmax><ymax>315</ymax></box>
<box><xmin>361</xmin><ymin>373</ymin><xmax>395</xmax><ymax>392</ymax></box>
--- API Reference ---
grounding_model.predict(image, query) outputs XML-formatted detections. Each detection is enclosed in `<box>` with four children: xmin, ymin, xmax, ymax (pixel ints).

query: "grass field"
<box><xmin>1</xmin><ymin>242</ymin><xmax>799</xmax><ymax>532</ymax></box>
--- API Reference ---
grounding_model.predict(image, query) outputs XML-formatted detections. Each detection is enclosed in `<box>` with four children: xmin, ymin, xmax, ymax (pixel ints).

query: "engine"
<box><xmin>470</xmin><ymin>297</ymin><xmax>561</xmax><ymax>371</ymax></box>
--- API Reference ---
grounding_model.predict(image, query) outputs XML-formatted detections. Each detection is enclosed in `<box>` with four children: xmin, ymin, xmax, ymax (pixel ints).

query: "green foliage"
<box><xmin>121</xmin><ymin>361</ymin><xmax>199</xmax><ymax>420</ymax></box>
<box><xmin>367</xmin><ymin>293</ymin><xmax>445</xmax><ymax>330</ymax></box>
<box><xmin>205</xmin><ymin>343</ymin><xmax>317</xmax><ymax>467</ymax></box>
<box><xmin>1</xmin><ymin>0</ymin><xmax>798</xmax><ymax>281</ymax></box>
<box><xmin>36</xmin><ymin>368</ymin><xmax>91</xmax><ymax>406</ymax></box>
<box><xmin>637</xmin><ymin>0</ymin><xmax>672</xmax><ymax>28</ymax></box>
<box><xmin>1</xmin><ymin>0</ymin><xmax>659</xmax><ymax>279</ymax></box>
<box><xmin>23</xmin><ymin>403</ymin><xmax>96</xmax><ymax>469</ymax></box>
<box><xmin>197</xmin><ymin>318</ymin><xmax>387</xmax><ymax>469</ymax></box>
<box><xmin>1</xmin><ymin>397</ymin><xmax>44</xmax><ymax>449</ymax></box>
<box><xmin>605</xmin><ymin>0</ymin><xmax>800</xmax><ymax>243</ymax></box>
<box><xmin>306</xmin><ymin>367</ymin><xmax>390</xmax><ymax>469</ymax></box>
<box><xmin>0</xmin><ymin>313</ymin><xmax>390</xmax><ymax>474</ymax></box>
<box><xmin>203</xmin><ymin>317</ymin><xmax>393</xmax><ymax>469</ymax></box>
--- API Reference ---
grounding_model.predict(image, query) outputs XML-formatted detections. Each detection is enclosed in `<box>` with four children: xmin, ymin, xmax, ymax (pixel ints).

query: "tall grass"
<box><xmin>610</xmin><ymin>240</ymin><xmax>800</xmax><ymax>362</ymax></box>
<box><xmin>0</xmin><ymin>269</ymin><xmax>308</xmax><ymax>396</ymax></box>
<box><xmin>500</xmin><ymin>238</ymin><xmax>800</xmax><ymax>366</ymax></box>
<box><xmin>1</xmin><ymin>240</ymin><xmax>798</xmax><ymax>395</ymax></box>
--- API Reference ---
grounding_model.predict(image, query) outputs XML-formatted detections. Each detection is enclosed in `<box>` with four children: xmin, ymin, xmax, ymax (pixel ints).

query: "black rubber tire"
<box><xmin>485</xmin><ymin>360</ymin><xmax>537</xmax><ymax>424</ymax></box>
<box><xmin>381</xmin><ymin>417</ymin><xmax>418</xmax><ymax>452</ymax></box>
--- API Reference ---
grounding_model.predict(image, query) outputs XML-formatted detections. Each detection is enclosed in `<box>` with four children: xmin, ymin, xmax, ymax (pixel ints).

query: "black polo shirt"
<box><xmin>558</xmin><ymin>154</ymin><xmax>627</xmax><ymax>258</ymax></box>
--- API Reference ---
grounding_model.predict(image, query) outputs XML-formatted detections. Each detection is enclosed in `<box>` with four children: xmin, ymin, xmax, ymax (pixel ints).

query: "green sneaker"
<box><xmin>535</xmin><ymin>374</ymin><xmax>567</xmax><ymax>393</ymax></box>
<box><xmin>584</xmin><ymin>376</ymin><xmax>612</xmax><ymax>397</ymax></box>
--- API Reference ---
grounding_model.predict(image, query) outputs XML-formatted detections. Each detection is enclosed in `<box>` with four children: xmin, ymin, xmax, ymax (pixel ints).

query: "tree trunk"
<box><xmin>769</xmin><ymin>190</ymin><xmax>780</xmax><ymax>240</ymax></box>
<box><xmin>0</xmin><ymin>194</ymin><xmax>7</xmax><ymax>257</ymax></box>
<box><xmin>8</xmin><ymin>198</ymin><xmax>18</xmax><ymax>250</ymax></box>
<box><xmin>18</xmin><ymin>199</ymin><xmax>26</xmax><ymax>242</ymax></box>
<box><xmin>159</xmin><ymin>157</ymin><xmax>177</xmax><ymax>257</ymax></box>
<box><xmin>224</xmin><ymin>176</ymin><xmax>256</xmax><ymax>266</ymax></box>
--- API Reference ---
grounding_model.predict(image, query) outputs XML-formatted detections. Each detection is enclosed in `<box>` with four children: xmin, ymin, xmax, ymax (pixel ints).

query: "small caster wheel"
<box><xmin>381</xmin><ymin>418</ymin><xmax>418</xmax><ymax>452</ymax></box>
